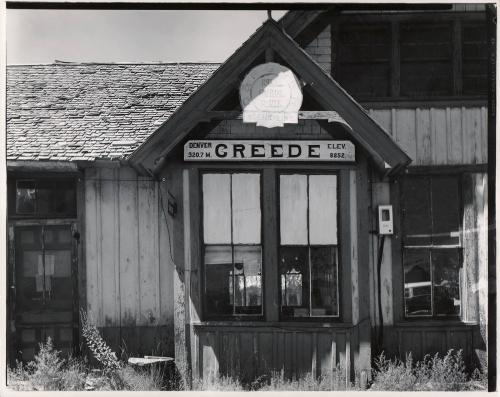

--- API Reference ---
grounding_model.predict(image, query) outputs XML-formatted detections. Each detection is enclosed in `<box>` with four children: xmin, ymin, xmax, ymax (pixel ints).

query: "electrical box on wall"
<box><xmin>378</xmin><ymin>205</ymin><xmax>394</xmax><ymax>235</ymax></box>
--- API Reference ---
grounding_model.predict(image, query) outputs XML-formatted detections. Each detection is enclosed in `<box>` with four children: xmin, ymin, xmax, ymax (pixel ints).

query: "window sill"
<box><xmin>192</xmin><ymin>321</ymin><xmax>353</xmax><ymax>329</ymax></box>
<box><xmin>395</xmin><ymin>320</ymin><xmax>479</xmax><ymax>327</ymax></box>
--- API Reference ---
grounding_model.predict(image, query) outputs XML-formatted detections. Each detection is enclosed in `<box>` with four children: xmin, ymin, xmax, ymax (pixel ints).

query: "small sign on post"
<box><xmin>184</xmin><ymin>140</ymin><xmax>355</xmax><ymax>162</ymax></box>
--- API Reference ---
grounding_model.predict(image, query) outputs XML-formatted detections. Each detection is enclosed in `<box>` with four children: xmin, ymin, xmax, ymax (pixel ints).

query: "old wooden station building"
<box><xmin>6</xmin><ymin>5</ymin><xmax>491</xmax><ymax>383</ymax></box>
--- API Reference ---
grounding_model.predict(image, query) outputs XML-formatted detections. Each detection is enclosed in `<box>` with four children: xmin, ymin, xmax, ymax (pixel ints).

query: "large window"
<box><xmin>401</xmin><ymin>176</ymin><xmax>462</xmax><ymax>318</ymax></box>
<box><xmin>279</xmin><ymin>174</ymin><xmax>339</xmax><ymax>318</ymax></box>
<box><xmin>202</xmin><ymin>173</ymin><xmax>262</xmax><ymax>318</ymax></box>
<box><xmin>334</xmin><ymin>14</ymin><xmax>488</xmax><ymax>100</ymax></box>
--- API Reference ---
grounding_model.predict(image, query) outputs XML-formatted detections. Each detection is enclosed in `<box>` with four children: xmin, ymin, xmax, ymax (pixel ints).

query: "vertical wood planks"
<box><xmin>449</xmin><ymin>107</ymin><xmax>463</xmax><ymax>164</ymax></box>
<box><xmin>367</xmin><ymin>106</ymin><xmax>488</xmax><ymax>166</ymax></box>
<box><xmin>99</xmin><ymin>168</ymin><xmax>120</xmax><ymax>326</ymax></box>
<box><xmin>415</xmin><ymin>108</ymin><xmax>432</xmax><ymax>165</ymax></box>
<box><xmin>84</xmin><ymin>166</ymin><xmax>174</xmax><ymax>330</ymax></box>
<box><xmin>137</xmin><ymin>176</ymin><xmax>160</xmax><ymax>326</ymax></box>
<box><xmin>84</xmin><ymin>168</ymin><xmax>101</xmax><ymax>324</ymax></box>
<box><xmin>395</xmin><ymin>109</ymin><xmax>417</xmax><ymax>162</ymax></box>
<box><xmin>372</xmin><ymin>182</ymin><xmax>394</xmax><ymax>326</ymax></box>
<box><xmin>431</xmin><ymin>108</ymin><xmax>448</xmax><ymax>165</ymax></box>
<box><xmin>158</xmin><ymin>175</ymin><xmax>174</xmax><ymax>326</ymax></box>
<box><xmin>118</xmin><ymin>167</ymin><xmax>139</xmax><ymax>327</ymax></box>
<box><xmin>349</xmin><ymin>170</ymin><xmax>359</xmax><ymax>325</ymax></box>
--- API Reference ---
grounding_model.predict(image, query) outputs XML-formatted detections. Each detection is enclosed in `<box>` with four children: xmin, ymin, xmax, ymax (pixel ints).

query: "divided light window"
<box><xmin>279</xmin><ymin>174</ymin><xmax>339</xmax><ymax>319</ymax></box>
<box><xmin>400</xmin><ymin>22</ymin><xmax>453</xmax><ymax>97</ymax></box>
<box><xmin>202</xmin><ymin>173</ymin><xmax>262</xmax><ymax>318</ymax></box>
<box><xmin>334</xmin><ymin>15</ymin><xmax>488</xmax><ymax>100</ymax></box>
<box><xmin>12</xmin><ymin>178</ymin><xmax>77</xmax><ymax>218</ymax></box>
<box><xmin>401</xmin><ymin>176</ymin><xmax>462</xmax><ymax>318</ymax></box>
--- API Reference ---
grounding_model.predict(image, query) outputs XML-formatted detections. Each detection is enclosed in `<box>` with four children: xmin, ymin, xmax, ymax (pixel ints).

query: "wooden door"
<box><xmin>12</xmin><ymin>224</ymin><xmax>78</xmax><ymax>361</ymax></box>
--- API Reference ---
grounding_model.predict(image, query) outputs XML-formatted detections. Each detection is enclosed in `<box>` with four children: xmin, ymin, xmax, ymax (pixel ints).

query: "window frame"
<box><xmin>331</xmin><ymin>11</ymin><xmax>488</xmax><ymax>103</ymax></box>
<box><xmin>8</xmin><ymin>174</ymin><xmax>79</xmax><ymax>220</ymax></box>
<box><xmin>200</xmin><ymin>170</ymin><xmax>265</xmax><ymax>321</ymax></box>
<box><xmin>277</xmin><ymin>170</ymin><xmax>342</xmax><ymax>321</ymax></box>
<box><xmin>399</xmin><ymin>174</ymin><xmax>464</xmax><ymax>320</ymax></box>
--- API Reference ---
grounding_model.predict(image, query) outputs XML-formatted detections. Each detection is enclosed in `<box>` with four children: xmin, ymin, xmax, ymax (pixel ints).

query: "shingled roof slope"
<box><xmin>7</xmin><ymin>63</ymin><xmax>219</xmax><ymax>161</ymax></box>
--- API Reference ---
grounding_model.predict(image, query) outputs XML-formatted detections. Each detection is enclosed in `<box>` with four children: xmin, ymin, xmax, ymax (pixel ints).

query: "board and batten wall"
<box><xmin>83</xmin><ymin>166</ymin><xmax>175</xmax><ymax>356</ymax></box>
<box><xmin>368</xmin><ymin>106</ymin><xmax>488</xmax><ymax>166</ymax></box>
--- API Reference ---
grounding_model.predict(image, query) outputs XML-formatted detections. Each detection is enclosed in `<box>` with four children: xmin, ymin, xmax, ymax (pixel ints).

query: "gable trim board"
<box><xmin>128</xmin><ymin>20</ymin><xmax>411</xmax><ymax>176</ymax></box>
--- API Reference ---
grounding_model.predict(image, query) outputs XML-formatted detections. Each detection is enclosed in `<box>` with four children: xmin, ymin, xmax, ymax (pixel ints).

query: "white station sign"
<box><xmin>240</xmin><ymin>62</ymin><xmax>303</xmax><ymax>128</ymax></box>
<box><xmin>184</xmin><ymin>140</ymin><xmax>355</xmax><ymax>162</ymax></box>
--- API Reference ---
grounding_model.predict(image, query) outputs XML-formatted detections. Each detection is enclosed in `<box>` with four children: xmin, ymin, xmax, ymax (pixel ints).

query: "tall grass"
<box><xmin>371</xmin><ymin>349</ymin><xmax>487</xmax><ymax>391</ymax></box>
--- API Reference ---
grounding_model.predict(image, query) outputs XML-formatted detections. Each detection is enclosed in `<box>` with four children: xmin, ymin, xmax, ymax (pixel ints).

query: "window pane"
<box><xmin>232</xmin><ymin>174</ymin><xmax>261</xmax><ymax>244</ymax></box>
<box><xmin>311</xmin><ymin>247</ymin><xmax>338</xmax><ymax>316</ymax></box>
<box><xmin>234</xmin><ymin>246</ymin><xmax>262</xmax><ymax>314</ymax></box>
<box><xmin>462</xmin><ymin>24</ymin><xmax>488</xmax><ymax>95</ymax></box>
<box><xmin>280</xmin><ymin>246</ymin><xmax>309</xmax><ymax>317</ymax></box>
<box><xmin>203</xmin><ymin>174</ymin><xmax>231</xmax><ymax>244</ymax></box>
<box><xmin>400</xmin><ymin>23</ymin><xmax>452</xmax><ymax>97</ymax></box>
<box><xmin>280</xmin><ymin>175</ymin><xmax>308</xmax><ymax>245</ymax></box>
<box><xmin>402</xmin><ymin>177</ymin><xmax>432</xmax><ymax>246</ymax></box>
<box><xmin>337</xmin><ymin>23</ymin><xmax>391</xmax><ymax>98</ymax></box>
<box><xmin>16</xmin><ymin>180</ymin><xmax>36</xmax><ymax>214</ymax></box>
<box><xmin>204</xmin><ymin>245</ymin><xmax>233</xmax><ymax>316</ymax></box>
<box><xmin>404</xmin><ymin>249</ymin><xmax>432</xmax><ymax>317</ymax></box>
<box><xmin>433</xmin><ymin>249</ymin><xmax>461</xmax><ymax>316</ymax></box>
<box><xmin>431</xmin><ymin>177</ymin><xmax>460</xmax><ymax>246</ymax></box>
<box><xmin>309</xmin><ymin>175</ymin><xmax>337</xmax><ymax>245</ymax></box>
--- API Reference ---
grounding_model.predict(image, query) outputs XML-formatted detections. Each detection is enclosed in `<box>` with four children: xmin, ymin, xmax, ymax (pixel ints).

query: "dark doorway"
<box><xmin>10</xmin><ymin>224</ymin><xmax>78</xmax><ymax>362</ymax></box>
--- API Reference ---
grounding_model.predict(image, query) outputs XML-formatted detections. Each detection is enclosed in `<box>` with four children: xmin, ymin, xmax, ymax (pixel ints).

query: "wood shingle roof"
<box><xmin>7</xmin><ymin>63</ymin><xmax>219</xmax><ymax>161</ymax></box>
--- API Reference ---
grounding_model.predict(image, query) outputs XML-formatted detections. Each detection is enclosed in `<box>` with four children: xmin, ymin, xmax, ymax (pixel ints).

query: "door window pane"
<box><xmin>203</xmin><ymin>174</ymin><xmax>231</xmax><ymax>244</ymax></box>
<box><xmin>404</xmin><ymin>249</ymin><xmax>432</xmax><ymax>317</ymax></box>
<box><xmin>309</xmin><ymin>175</ymin><xmax>338</xmax><ymax>245</ymax></box>
<box><xmin>232</xmin><ymin>174</ymin><xmax>261</xmax><ymax>244</ymax></box>
<box><xmin>433</xmin><ymin>249</ymin><xmax>461</xmax><ymax>316</ymax></box>
<box><xmin>280</xmin><ymin>175</ymin><xmax>308</xmax><ymax>245</ymax></box>
<box><xmin>311</xmin><ymin>247</ymin><xmax>339</xmax><ymax>316</ymax></box>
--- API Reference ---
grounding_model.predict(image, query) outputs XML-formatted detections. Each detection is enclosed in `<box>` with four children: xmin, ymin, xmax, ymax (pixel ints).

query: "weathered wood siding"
<box><xmin>368</xmin><ymin>107</ymin><xmax>488</xmax><ymax>166</ymax></box>
<box><xmin>193</xmin><ymin>325</ymin><xmax>355</xmax><ymax>383</ymax></box>
<box><xmin>84</xmin><ymin>166</ymin><xmax>175</xmax><ymax>355</ymax></box>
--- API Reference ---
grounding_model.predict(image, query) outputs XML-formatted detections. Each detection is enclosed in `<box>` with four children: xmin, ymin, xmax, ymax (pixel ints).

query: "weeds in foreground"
<box><xmin>371</xmin><ymin>350</ymin><xmax>487</xmax><ymax>391</ymax></box>
<box><xmin>7</xmin><ymin>319</ymin><xmax>487</xmax><ymax>391</ymax></box>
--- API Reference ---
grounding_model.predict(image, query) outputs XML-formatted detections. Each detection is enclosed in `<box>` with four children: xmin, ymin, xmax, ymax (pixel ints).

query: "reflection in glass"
<box><xmin>280</xmin><ymin>247</ymin><xmax>308</xmax><ymax>317</ymax></box>
<box><xmin>204</xmin><ymin>245</ymin><xmax>262</xmax><ymax>316</ymax></box>
<box><xmin>404</xmin><ymin>249</ymin><xmax>432</xmax><ymax>316</ymax></box>
<box><xmin>311</xmin><ymin>247</ymin><xmax>338</xmax><ymax>316</ymax></box>
<box><xmin>233</xmin><ymin>246</ymin><xmax>262</xmax><ymax>314</ymax></box>
<box><xmin>204</xmin><ymin>245</ymin><xmax>233</xmax><ymax>316</ymax></box>
<box><xmin>433</xmin><ymin>249</ymin><xmax>461</xmax><ymax>316</ymax></box>
<box><xmin>16</xmin><ymin>181</ymin><xmax>36</xmax><ymax>214</ymax></box>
